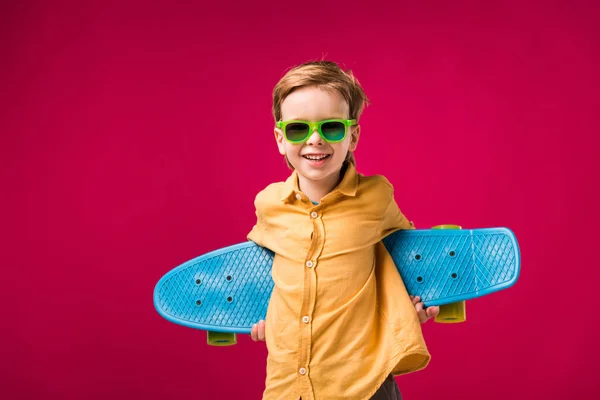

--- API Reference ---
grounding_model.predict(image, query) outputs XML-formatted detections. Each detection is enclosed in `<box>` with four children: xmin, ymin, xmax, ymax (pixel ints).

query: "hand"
<box><xmin>410</xmin><ymin>295</ymin><xmax>439</xmax><ymax>323</ymax></box>
<box><xmin>250</xmin><ymin>320</ymin><xmax>266</xmax><ymax>341</ymax></box>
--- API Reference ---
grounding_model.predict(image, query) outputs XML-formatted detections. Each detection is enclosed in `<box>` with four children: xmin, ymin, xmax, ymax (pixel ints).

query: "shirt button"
<box><xmin>302</xmin><ymin>316</ymin><xmax>310</xmax><ymax>323</ymax></box>
<box><xmin>310</xmin><ymin>211</ymin><xmax>318</xmax><ymax>219</ymax></box>
<box><xmin>299</xmin><ymin>367</ymin><xmax>307</xmax><ymax>375</ymax></box>
<box><xmin>306</xmin><ymin>260</ymin><xmax>313</xmax><ymax>268</ymax></box>
<box><xmin>295</xmin><ymin>193</ymin><xmax>302</xmax><ymax>200</ymax></box>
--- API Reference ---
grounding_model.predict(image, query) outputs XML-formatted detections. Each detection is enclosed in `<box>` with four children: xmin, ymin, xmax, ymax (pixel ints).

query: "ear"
<box><xmin>274</xmin><ymin>128</ymin><xmax>286</xmax><ymax>155</ymax></box>
<box><xmin>348</xmin><ymin>125</ymin><xmax>360</xmax><ymax>152</ymax></box>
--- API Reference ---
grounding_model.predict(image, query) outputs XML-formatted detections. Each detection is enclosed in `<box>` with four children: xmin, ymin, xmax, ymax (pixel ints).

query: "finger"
<box><xmin>410</xmin><ymin>295</ymin><xmax>421</xmax><ymax>305</ymax></box>
<box><xmin>420</xmin><ymin>303</ymin><xmax>434</xmax><ymax>323</ymax></box>
<box><xmin>251</xmin><ymin>323</ymin><xmax>258</xmax><ymax>341</ymax></box>
<box><xmin>426</xmin><ymin>306</ymin><xmax>440</xmax><ymax>318</ymax></box>
<box><xmin>414</xmin><ymin>301</ymin><xmax>428</xmax><ymax>322</ymax></box>
<box><xmin>257</xmin><ymin>320</ymin><xmax>266</xmax><ymax>341</ymax></box>
<box><xmin>414</xmin><ymin>301</ymin><xmax>424</xmax><ymax>314</ymax></box>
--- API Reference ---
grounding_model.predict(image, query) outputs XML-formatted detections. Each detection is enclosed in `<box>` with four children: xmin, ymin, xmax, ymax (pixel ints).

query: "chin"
<box><xmin>303</xmin><ymin>169</ymin><xmax>335</xmax><ymax>181</ymax></box>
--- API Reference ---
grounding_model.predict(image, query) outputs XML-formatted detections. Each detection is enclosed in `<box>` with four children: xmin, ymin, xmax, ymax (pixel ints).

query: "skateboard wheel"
<box><xmin>435</xmin><ymin>301</ymin><xmax>466</xmax><ymax>323</ymax></box>
<box><xmin>431</xmin><ymin>224</ymin><xmax>467</xmax><ymax>323</ymax></box>
<box><xmin>431</xmin><ymin>224</ymin><xmax>462</xmax><ymax>230</ymax></box>
<box><xmin>207</xmin><ymin>331</ymin><xmax>237</xmax><ymax>346</ymax></box>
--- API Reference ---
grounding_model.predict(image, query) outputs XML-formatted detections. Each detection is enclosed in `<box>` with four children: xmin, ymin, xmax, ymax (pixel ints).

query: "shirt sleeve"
<box><xmin>247</xmin><ymin>196</ymin><xmax>267</xmax><ymax>247</ymax></box>
<box><xmin>380</xmin><ymin>192</ymin><xmax>415</xmax><ymax>238</ymax></box>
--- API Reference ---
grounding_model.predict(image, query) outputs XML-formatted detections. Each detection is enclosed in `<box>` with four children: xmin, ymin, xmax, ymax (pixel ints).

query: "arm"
<box><xmin>248</xmin><ymin>191</ymin><xmax>268</xmax><ymax>342</ymax></box>
<box><xmin>381</xmin><ymin>187</ymin><xmax>439</xmax><ymax>323</ymax></box>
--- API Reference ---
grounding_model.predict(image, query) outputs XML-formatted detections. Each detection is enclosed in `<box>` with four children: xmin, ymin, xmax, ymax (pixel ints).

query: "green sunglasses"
<box><xmin>276</xmin><ymin>119</ymin><xmax>357</xmax><ymax>144</ymax></box>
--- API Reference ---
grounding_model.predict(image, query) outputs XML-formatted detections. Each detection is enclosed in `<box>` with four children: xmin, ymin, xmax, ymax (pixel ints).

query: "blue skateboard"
<box><xmin>154</xmin><ymin>226</ymin><xmax>520</xmax><ymax>345</ymax></box>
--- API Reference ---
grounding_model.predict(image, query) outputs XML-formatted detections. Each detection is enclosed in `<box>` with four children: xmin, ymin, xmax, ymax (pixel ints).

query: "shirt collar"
<box><xmin>280</xmin><ymin>162</ymin><xmax>359</xmax><ymax>202</ymax></box>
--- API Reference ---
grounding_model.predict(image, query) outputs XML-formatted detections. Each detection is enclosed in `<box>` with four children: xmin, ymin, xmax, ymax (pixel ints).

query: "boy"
<box><xmin>248</xmin><ymin>61</ymin><xmax>438</xmax><ymax>400</ymax></box>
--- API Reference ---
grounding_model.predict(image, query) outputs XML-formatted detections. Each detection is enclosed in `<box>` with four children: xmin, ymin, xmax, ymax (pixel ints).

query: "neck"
<box><xmin>297</xmin><ymin>169</ymin><xmax>344</xmax><ymax>204</ymax></box>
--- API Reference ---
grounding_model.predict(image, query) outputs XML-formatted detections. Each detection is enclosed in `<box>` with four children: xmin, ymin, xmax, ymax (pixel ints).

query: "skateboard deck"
<box><xmin>154</xmin><ymin>227</ymin><xmax>520</xmax><ymax>338</ymax></box>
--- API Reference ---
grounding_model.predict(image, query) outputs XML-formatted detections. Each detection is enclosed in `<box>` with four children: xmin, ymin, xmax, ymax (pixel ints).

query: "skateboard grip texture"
<box><xmin>382</xmin><ymin>228</ymin><xmax>520</xmax><ymax>306</ymax></box>
<box><xmin>154</xmin><ymin>242</ymin><xmax>274</xmax><ymax>334</ymax></box>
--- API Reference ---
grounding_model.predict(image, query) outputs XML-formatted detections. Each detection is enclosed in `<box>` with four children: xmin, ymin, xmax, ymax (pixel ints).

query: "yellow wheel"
<box><xmin>207</xmin><ymin>331</ymin><xmax>237</xmax><ymax>346</ymax></box>
<box><xmin>435</xmin><ymin>301</ymin><xmax>466</xmax><ymax>323</ymax></box>
<box><xmin>431</xmin><ymin>224</ymin><xmax>462</xmax><ymax>230</ymax></box>
<box><xmin>432</xmin><ymin>224</ymin><xmax>466</xmax><ymax>323</ymax></box>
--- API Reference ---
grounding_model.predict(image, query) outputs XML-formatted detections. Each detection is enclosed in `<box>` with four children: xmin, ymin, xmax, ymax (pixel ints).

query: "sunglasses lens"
<box><xmin>321</xmin><ymin>121</ymin><xmax>346</xmax><ymax>141</ymax></box>
<box><xmin>285</xmin><ymin>122</ymin><xmax>310</xmax><ymax>142</ymax></box>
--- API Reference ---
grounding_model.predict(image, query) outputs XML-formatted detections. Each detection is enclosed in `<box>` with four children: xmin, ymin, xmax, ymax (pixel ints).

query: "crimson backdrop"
<box><xmin>2</xmin><ymin>1</ymin><xmax>599</xmax><ymax>399</ymax></box>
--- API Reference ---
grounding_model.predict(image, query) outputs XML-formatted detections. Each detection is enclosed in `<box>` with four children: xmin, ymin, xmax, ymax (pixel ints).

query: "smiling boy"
<box><xmin>248</xmin><ymin>61</ymin><xmax>437</xmax><ymax>400</ymax></box>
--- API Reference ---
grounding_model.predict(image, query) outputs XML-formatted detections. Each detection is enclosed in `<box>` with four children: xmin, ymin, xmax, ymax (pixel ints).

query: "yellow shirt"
<box><xmin>247</xmin><ymin>163</ymin><xmax>430</xmax><ymax>400</ymax></box>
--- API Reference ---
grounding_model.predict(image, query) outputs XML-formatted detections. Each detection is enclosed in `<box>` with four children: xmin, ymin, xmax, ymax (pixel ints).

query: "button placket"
<box><xmin>297</xmin><ymin>206</ymin><xmax>324</xmax><ymax>384</ymax></box>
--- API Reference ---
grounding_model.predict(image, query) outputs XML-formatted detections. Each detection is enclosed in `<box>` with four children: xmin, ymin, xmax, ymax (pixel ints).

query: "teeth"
<box><xmin>304</xmin><ymin>154</ymin><xmax>329</xmax><ymax>161</ymax></box>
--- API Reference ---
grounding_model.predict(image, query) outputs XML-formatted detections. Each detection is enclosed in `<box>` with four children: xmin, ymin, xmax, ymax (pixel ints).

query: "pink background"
<box><xmin>2</xmin><ymin>1</ymin><xmax>599</xmax><ymax>399</ymax></box>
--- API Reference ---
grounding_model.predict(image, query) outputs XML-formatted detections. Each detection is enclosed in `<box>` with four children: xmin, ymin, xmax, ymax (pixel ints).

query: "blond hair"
<box><xmin>272</xmin><ymin>60</ymin><xmax>370</xmax><ymax>168</ymax></box>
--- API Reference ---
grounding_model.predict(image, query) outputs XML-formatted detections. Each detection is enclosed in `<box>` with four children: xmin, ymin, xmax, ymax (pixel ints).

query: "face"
<box><xmin>275</xmin><ymin>86</ymin><xmax>360</xmax><ymax>194</ymax></box>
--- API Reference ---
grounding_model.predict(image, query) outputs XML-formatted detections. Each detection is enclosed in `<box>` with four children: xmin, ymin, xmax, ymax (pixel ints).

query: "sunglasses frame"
<box><xmin>276</xmin><ymin>119</ymin><xmax>357</xmax><ymax>144</ymax></box>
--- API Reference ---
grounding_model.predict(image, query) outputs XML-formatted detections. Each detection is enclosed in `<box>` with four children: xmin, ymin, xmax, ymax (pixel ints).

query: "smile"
<box><xmin>303</xmin><ymin>154</ymin><xmax>331</xmax><ymax>161</ymax></box>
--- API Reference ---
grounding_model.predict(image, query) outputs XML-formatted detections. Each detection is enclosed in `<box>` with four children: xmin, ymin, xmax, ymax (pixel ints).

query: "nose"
<box><xmin>305</xmin><ymin>128</ymin><xmax>323</xmax><ymax>145</ymax></box>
